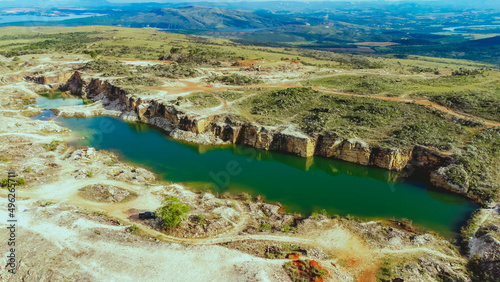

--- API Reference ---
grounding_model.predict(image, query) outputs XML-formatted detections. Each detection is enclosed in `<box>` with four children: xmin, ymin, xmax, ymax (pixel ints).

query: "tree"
<box><xmin>90</xmin><ymin>51</ymin><xmax>98</xmax><ymax>59</ymax></box>
<box><xmin>156</xmin><ymin>197</ymin><xmax>190</xmax><ymax>229</ymax></box>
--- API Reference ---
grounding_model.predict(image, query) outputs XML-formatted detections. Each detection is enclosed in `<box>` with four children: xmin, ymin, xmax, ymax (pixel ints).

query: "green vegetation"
<box><xmin>208</xmin><ymin>74</ymin><xmax>262</xmax><ymax>85</ymax></box>
<box><xmin>240</xmin><ymin>87</ymin><xmax>471</xmax><ymax>150</ymax></box>
<box><xmin>428</xmin><ymin>89</ymin><xmax>500</xmax><ymax>122</ymax></box>
<box><xmin>156</xmin><ymin>197</ymin><xmax>190</xmax><ymax>229</ymax></box>
<box><xmin>466</xmin><ymin>255</ymin><xmax>494</xmax><ymax>282</ymax></box>
<box><xmin>283</xmin><ymin>259</ymin><xmax>328</xmax><ymax>282</ymax></box>
<box><xmin>1</xmin><ymin>178</ymin><xmax>25</xmax><ymax>187</ymax></box>
<box><xmin>177</xmin><ymin>92</ymin><xmax>220</xmax><ymax>108</ymax></box>
<box><xmin>307</xmin><ymin>71</ymin><xmax>500</xmax><ymax>122</ymax></box>
<box><xmin>24</xmin><ymin>167</ymin><xmax>32</xmax><ymax>172</ymax></box>
<box><xmin>452</xmin><ymin>128</ymin><xmax>500</xmax><ymax>203</ymax></box>
<box><xmin>215</xmin><ymin>90</ymin><xmax>244</xmax><ymax>101</ymax></box>
<box><xmin>115</xmin><ymin>75</ymin><xmax>162</xmax><ymax>87</ymax></box>
<box><xmin>128</xmin><ymin>224</ymin><xmax>140</xmax><ymax>234</ymax></box>
<box><xmin>1</xmin><ymin>156</ymin><xmax>8</xmax><ymax>162</ymax></box>
<box><xmin>137</xmin><ymin>63</ymin><xmax>197</xmax><ymax>79</ymax></box>
<box><xmin>192</xmin><ymin>214</ymin><xmax>207</xmax><ymax>225</ymax></box>
<box><xmin>82</xmin><ymin>59</ymin><xmax>132</xmax><ymax>76</ymax></box>
<box><xmin>0</xmin><ymin>31</ymin><xmax>102</xmax><ymax>57</ymax></box>
<box><xmin>377</xmin><ymin>258</ymin><xmax>394</xmax><ymax>281</ymax></box>
<box><xmin>461</xmin><ymin>210</ymin><xmax>481</xmax><ymax>252</ymax></box>
<box><xmin>82</xmin><ymin>98</ymin><xmax>94</xmax><ymax>105</ymax></box>
<box><xmin>43</xmin><ymin>140</ymin><xmax>62</xmax><ymax>152</ymax></box>
<box><xmin>260</xmin><ymin>222</ymin><xmax>272</xmax><ymax>231</ymax></box>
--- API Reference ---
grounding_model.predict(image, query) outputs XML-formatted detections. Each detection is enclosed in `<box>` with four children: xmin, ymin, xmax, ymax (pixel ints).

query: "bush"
<box><xmin>0</xmin><ymin>178</ymin><xmax>25</xmax><ymax>187</ymax></box>
<box><xmin>452</xmin><ymin>68</ymin><xmax>484</xmax><ymax>76</ymax></box>
<box><xmin>260</xmin><ymin>222</ymin><xmax>272</xmax><ymax>231</ymax></box>
<box><xmin>43</xmin><ymin>140</ymin><xmax>62</xmax><ymax>152</ymax></box>
<box><xmin>128</xmin><ymin>224</ymin><xmax>140</xmax><ymax>234</ymax></box>
<box><xmin>377</xmin><ymin>259</ymin><xmax>393</xmax><ymax>281</ymax></box>
<box><xmin>156</xmin><ymin>197</ymin><xmax>190</xmax><ymax>229</ymax></box>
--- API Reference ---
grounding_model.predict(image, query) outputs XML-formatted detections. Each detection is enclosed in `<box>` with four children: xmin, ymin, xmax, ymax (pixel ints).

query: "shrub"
<box><xmin>128</xmin><ymin>224</ymin><xmax>140</xmax><ymax>234</ymax></box>
<box><xmin>43</xmin><ymin>140</ymin><xmax>62</xmax><ymax>152</ymax></box>
<box><xmin>156</xmin><ymin>197</ymin><xmax>190</xmax><ymax>229</ymax></box>
<box><xmin>0</xmin><ymin>178</ymin><xmax>25</xmax><ymax>187</ymax></box>
<box><xmin>377</xmin><ymin>259</ymin><xmax>393</xmax><ymax>281</ymax></box>
<box><xmin>260</xmin><ymin>222</ymin><xmax>272</xmax><ymax>231</ymax></box>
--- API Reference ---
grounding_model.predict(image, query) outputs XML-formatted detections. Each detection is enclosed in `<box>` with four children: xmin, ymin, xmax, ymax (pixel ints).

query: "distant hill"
<box><xmin>118</xmin><ymin>6</ymin><xmax>308</xmax><ymax>30</ymax></box>
<box><xmin>8</xmin><ymin>5</ymin><xmax>311</xmax><ymax>30</ymax></box>
<box><xmin>465</xmin><ymin>35</ymin><xmax>500</xmax><ymax>46</ymax></box>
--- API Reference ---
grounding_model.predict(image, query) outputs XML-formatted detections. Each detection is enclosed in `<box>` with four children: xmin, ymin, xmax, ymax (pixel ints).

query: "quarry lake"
<box><xmin>49</xmin><ymin>115</ymin><xmax>478</xmax><ymax>236</ymax></box>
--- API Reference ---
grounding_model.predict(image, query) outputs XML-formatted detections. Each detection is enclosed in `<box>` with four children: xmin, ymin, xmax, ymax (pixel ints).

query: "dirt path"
<box><xmin>311</xmin><ymin>87</ymin><xmax>500</xmax><ymax>127</ymax></box>
<box><xmin>143</xmin><ymin>78</ymin><xmax>499</xmax><ymax>127</ymax></box>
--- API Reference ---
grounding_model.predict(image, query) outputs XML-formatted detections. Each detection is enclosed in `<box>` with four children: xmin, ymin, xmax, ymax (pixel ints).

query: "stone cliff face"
<box><xmin>25</xmin><ymin>72</ymin><xmax>73</xmax><ymax>85</ymax></box>
<box><xmin>64</xmin><ymin>72</ymin><xmax>461</xmax><ymax>192</ymax></box>
<box><xmin>60</xmin><ymin>71</ymin><xmax>87</xmax><ymax>96</ymax></box>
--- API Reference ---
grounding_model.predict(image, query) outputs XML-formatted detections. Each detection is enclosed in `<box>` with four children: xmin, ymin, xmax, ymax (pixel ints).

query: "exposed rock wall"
<box><xmin>25</xmin><ymin>73</ymin><xmax>73</xmax><ymax>85</ymax></box>
<box><xmin>60</xmin><ymin>71</ymin><xmax>87</xmax><ymax>96</ymax></box>
<box><xmin>63</xmin><ymin>72</ymin><xmax>460</xmax><ymax>190</ymax></box>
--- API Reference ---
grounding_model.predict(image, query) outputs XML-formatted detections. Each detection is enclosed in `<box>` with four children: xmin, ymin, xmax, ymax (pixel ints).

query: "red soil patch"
<box><xmin>285</xmin><ymin>254</ymin><xmax>329</xmax><ymax>282</ymax></box>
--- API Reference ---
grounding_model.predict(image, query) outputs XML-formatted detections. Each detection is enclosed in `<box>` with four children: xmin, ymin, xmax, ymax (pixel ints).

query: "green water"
<box><xmin>36</xmin><ymin>95</ymin><xmax>83</xmax><ymax>109</ymax></box>
<box><xmin>55</xmin><ymin>116</ymin><xmax>478</xmax><ymax>236</ymax></box>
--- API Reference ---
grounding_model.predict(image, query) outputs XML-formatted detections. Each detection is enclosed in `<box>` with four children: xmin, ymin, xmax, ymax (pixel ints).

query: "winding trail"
<box><xmin>310</xmin><ymin>87</ymin><xmax>500</xmax><ymax>127</ymax></box>
<box><xmin>138</xmin><ymin>79</ymin><xmax>500</xmax><ymax>127</ymax></box>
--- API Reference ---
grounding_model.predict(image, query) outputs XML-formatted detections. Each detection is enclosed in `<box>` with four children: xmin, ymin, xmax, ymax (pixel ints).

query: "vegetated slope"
<box><xmin>14</xmin><ymin>6</ymin><xmax>312</xmax><ymax>30</ymax></box>
<box><xmin>229</xmin><ymin>24</ymin><xmax>393</xmax><ymax>46</ymax></box>
<box><xmin>377</xmin><ymin>35</ymin><xmax>500</xmax><ymax>66</ymax></box>
<box><xmin>130</xmin><ymin>6</ymin><xmax>314</xmax><ymax>30</ymax></box>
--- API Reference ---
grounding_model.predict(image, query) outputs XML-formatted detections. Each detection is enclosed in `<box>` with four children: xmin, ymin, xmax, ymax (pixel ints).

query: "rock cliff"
<box><xmin>61</xmin><ymin>72</ymin><xmax>461</xmax><ymax>192</ymax></box>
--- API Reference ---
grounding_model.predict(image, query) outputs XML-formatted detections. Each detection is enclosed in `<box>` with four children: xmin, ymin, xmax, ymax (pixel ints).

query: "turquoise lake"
<box><xmin>49</xmin><ymin>115</ymin><xmax>478</xmax><ymax>236</ymax></box>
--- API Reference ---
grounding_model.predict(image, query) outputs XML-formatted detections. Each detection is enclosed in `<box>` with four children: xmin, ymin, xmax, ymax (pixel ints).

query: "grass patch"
<box><xmin>1</xmin><ymin>178</ymin><xmax>25</xmax><ymax>187</ymax></box>
<box><xmin>377</xmin><ymin>258</ymin><xmax>394</xmax><ymax>281</ymax></box>
<box><xmin>43</xmin><ymin>140</ymin><xmax>63</xmax><ymax>152</ymax></box>
<box><xmin>115</xmin><ymin>75</ymin><xmax>162</xmax><ymax>87</ymax></box>
<box><xmin>208</xmin><ymin>74</ymin><xmax>262</xmax><ymax>85</ymax></box>
<box><xmin>137</xmin><ymin>63</ymin><xmax>197</xmax><ymax>79</ymax></box>
<box><xmin>177</xmin><ymin>92</ymin><xmax>220</xmax><ymax>108</ymax></box>
<box><xmin>82</xmin><ymin>59</ymin><xmax>132</xmax><ymax>76</ymax></box>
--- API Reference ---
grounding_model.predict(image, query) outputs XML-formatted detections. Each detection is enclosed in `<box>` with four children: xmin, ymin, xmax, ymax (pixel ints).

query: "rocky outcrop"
<box><xmin>467</xmin><ymin>206</ymin><xmax>500</xmax><ymax>280</ymax></box>
<box><xmin>25</xmin><ymin>75</ymin><xmax>48</xmax><ymax>85</ymax></box>
<box><xmin>25</xmin><ymin>73</ymin><xmax>73</xmax><ymax>85</ymax></box>
<box><xmin>61</xmin><ymin>72</ymin><xmax>456</xmax><ymax>188</ymax></box>
<box><xmin>430</xmin><ymin>165</ymin><xmax>469</xmax><ymax>194</ymax></box>
<box><xmin>60</xmin><ymin>71</ymin><xmax>87</xmax><ymax>96</ymax></box>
